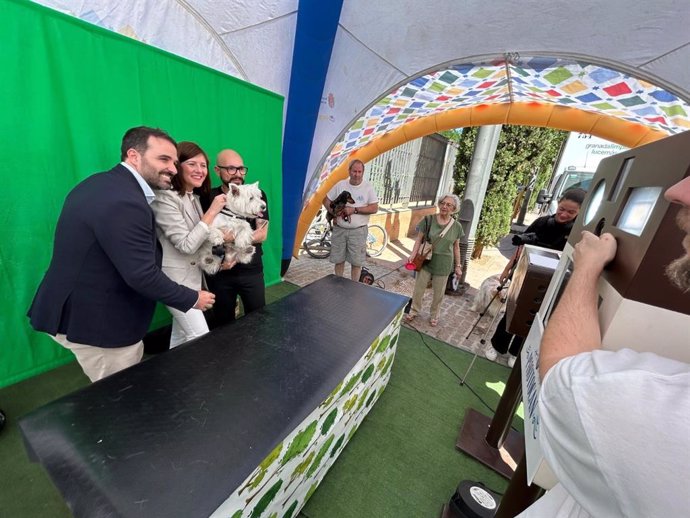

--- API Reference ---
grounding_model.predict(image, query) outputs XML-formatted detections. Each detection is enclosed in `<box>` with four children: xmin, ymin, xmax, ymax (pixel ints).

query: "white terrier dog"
<box><xmin>470</xmin><ymin>274</ymin><xmax>508</xmax><ymax>317</ymax></box>
<box><xmin>199</xmin><ymin>182</ymin><xmax>266</xmax><ymax>275</ymax></box>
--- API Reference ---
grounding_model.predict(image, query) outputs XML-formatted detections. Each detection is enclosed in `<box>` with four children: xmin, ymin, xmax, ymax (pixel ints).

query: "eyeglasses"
<box><xmin>217</xmin><ymin>165</ymin><xmax>248</xmax><ymax>175</ymax></box>
<box><xmin>438</xmin><ymin>201</ymin><xmax>455</xmax><ymax>207</ymax></box>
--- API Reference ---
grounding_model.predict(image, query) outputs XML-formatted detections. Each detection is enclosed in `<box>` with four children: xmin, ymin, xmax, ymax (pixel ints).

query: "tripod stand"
<box><xmin>460</xmin><ymin>280</ymin><xmax>508</xmax><ymax>384</ymax></box>
<box><xmin>459</xmin><ymin>246</ymin><xmax>522</xmax><ymax>384</ymax></box>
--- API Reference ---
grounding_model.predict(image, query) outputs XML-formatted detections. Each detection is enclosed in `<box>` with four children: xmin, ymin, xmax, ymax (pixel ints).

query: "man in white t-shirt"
<box><xmin>518</xmin><ymin>175</ymin><xmax>690</xmax><ymax>517</ymax></box>
<box><xmin>323</xmin><ymin>160</ymin><xmax>379</xmax><ymax>281</ymax></box>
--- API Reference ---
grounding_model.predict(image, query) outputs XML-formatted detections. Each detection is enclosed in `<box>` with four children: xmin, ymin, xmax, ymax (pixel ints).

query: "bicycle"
<box><xmin>303</xmin><ymin>215</ymin><xmax>388</xmax><ymax>259</ymax></box>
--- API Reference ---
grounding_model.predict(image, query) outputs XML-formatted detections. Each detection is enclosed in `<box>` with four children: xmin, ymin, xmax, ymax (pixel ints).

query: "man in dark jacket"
<box><xmin>28</xmin><ymin>126</ymin><xmax>216</xmax><ymax>381</ymax></box>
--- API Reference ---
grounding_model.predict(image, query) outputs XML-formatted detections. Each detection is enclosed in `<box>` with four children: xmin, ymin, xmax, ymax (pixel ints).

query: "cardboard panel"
<box><xmin>570</xmin><ymin>131</ymin><xmax>690</xmax><ymax>315</ymax></box>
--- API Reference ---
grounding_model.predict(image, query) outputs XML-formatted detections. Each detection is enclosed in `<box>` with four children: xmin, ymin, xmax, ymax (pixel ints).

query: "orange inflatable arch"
<box><xmin>293</xmin><ymin>101</ymin><xmax>668</xmax><ymax>257</ymax></box>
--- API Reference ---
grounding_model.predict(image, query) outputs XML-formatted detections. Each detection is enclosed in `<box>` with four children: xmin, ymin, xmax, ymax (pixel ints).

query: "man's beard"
<box><xmin>666</xmin><ymin>208</ymin><xmax>690</xmax><ymax>292</ymax></box>
<box><xmin>666</xmin><ymin>255</ymin><xmax>690</xmax><ymax>292</ymax></box>
<box><xmin>141</xmin><ymin>157</ymin><xmax>173</xmax><ymax>190</ymax></box>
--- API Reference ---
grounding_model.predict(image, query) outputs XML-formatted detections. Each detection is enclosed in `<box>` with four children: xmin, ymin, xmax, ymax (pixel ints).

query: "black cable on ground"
<box><xmin>363</xmin><ymin>262</ymin><xmax>521</xmax><ymax>433</ymax></box>
<box><xmin>403</xmin><ymin>321</ymin><xmax>521</xmax><ymax>435</ymax></box>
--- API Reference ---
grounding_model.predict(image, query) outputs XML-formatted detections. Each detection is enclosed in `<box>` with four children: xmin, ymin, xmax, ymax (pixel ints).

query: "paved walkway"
<box><xmin>284</xmin><ymin>234</ymin><xmax>517</xmax><ymax>367</ymax></box>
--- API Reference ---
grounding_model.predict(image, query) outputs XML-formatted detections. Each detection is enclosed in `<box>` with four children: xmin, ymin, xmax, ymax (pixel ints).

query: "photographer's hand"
<box><xmin>573</xmin><ymin>231</ymin><xmax>617</xmax><ymax>277</ymax></box>
<box><xmin>539</xmin><ymin>231</ymin><xmax>616</xmax><ymax>378</ymax></box>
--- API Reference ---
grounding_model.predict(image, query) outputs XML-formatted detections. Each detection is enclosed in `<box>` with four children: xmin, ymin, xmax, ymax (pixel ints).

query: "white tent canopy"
<box><xmin>32</xmin><ymin>0</ymin><xmax>690</xmax><ymax>252</ymax></box>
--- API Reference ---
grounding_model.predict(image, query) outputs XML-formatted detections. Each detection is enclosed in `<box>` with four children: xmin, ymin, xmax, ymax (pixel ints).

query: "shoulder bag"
<box><xmin>411</xmin><ymin>216</ymin><xmax>455</xmax><ymax>271</ymax></box>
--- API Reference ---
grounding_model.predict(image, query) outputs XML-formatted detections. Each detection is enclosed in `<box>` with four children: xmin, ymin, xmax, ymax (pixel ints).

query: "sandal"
<box><xmin>430</xmin><ymin>318</ymin><xmax>439</xmax><ymax>327</ymax></box>
<box><xmin>404</xmin><ymin>313</ymin><xmax>416</xmax><ymax>323</ymax></box>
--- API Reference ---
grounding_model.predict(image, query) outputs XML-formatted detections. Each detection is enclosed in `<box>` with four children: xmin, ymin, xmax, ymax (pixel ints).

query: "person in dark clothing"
<box><xmin>486</xmin><ymin>188</ymin><xmax>586</xmax><ymax>364</ymax></box>
<box><xmin>201</xmin><ymin>149</ymin><xmax>269</xmax><ymax>328</ymax></box>
<box><xmin>508</xmin><ymin>187</ymin><xmax>586</xmax><ymax>252</ymax></box>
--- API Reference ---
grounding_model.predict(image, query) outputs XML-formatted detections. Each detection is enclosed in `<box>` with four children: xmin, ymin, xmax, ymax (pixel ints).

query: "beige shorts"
<box><xmin>330</xmin><ymin>225</ymin><xmax>367</xmax><ymax>266</ymax></box>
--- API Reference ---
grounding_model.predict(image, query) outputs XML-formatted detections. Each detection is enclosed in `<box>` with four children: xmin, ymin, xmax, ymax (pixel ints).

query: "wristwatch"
<box><xmin>354</xmin><ymin>207</ymin><xmax>359</xmax><ymax>214</ymax></box>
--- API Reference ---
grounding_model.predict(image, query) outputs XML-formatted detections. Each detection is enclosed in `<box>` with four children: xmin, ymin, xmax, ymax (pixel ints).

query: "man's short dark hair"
<box><xmin>120</xmin><ymin>126</ymin><xmax>176</xmax><ymax>161</ymax></box>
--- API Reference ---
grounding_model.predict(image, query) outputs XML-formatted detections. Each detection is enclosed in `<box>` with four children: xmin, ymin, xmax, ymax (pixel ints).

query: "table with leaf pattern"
<box><xmin>20</xmin><ymin>275</ymin><xmax>408</xmax><ymax>518</ymax></box>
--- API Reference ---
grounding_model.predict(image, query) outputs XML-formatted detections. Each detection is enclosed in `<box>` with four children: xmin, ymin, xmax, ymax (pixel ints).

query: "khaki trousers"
<box><xmin>52</xmin><ymin>334</ymin><xmax>144</xmax><ymax>382</ymax></box>
<box><xmin>410</xmin><ymin>268</ymin><xmax>450</xmax><ymax>320</ymax></box>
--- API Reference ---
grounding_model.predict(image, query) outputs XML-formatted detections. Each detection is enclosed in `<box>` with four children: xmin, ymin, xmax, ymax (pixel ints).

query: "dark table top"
<box><xmin>19</xmin><ymin>275</ymin><xmax>408</xmax><ymax>518</ymax></box>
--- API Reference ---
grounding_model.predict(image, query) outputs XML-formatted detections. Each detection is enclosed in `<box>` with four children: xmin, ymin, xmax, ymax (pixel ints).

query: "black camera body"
<box><xmin>512</xmin><ymin>232</ymin><xmax>539</xmax><ymax>246</ymax></box>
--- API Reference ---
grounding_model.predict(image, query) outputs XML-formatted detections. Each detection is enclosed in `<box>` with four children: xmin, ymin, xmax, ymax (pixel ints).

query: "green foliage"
<box><xmin>244</xmin><ymin>469</ymin><xmax>267</xmax><ymax>494</ymax></box>
<box><xmin>305</xmin><ymin>482</ymin><xmax>319</xmax><ymax>503</ymax></box>
<box><xmin>356</xmin><ymin>388</ymin><xmax>370</xmax><ymax>411</ymax></box>
<box><xmin>280</xmin><ymin>421</ymin><xmax>317</xmax><ymax>466</ymax></box>
<box><xmin>290</xmin><ymin>452</ymin><xmax>315</xmax><ymax>482</ymax></box>
<box><xmin>249</xmin><ymin>479</ymin><xmax>283</xmax><ymax>518</ymax></box>
<box><xmin>343</xmin><ymin>393</ymin><xmax>359</xmax><ymax>413</ymax></box>
<box><xmin>321</xmin><ymin>381</ymin><xmax>342</xmax><ymax>409</ymax></box>
<box><xmin>338</xmin><ymin>372</ymin><xmax>362</xmax><ymax>397</ymax></box>
<box><xmin>382</xmin><ymin>355</ymin><xmax>395</xmax><ymax>375</ymax></box>
<box><xmin>307</xmin><ymin>435</ymin><xmax>335</xmax><ymax>477</ymax></box>
<box><xmin>321</xmin><ymin>408</ymin><xmax>338</xmax><ymax>435</ymax></box>
<box><xmin>365</xmin><ymin>338</ymin><xmax>379</xmax><ymax>360</ymax></box>
<box><xmin>453</xmin><ymin>127</ymin><xmax>478</xmax><ymax>196</ymax></box>
<box><xmin>376</xmin><ymin>357</ymin><xmax>387</xmax><ymax>373</ymax></box>
<box><xmin>375</xmin><ymin>335</ymin><xmax>391</xmax><ymax>353</ymax></box>
<box><xmin>260</xmin><ymin>442</ymin><xmax>283</xmax><ymax>470</ymax></box>
<box><xmin>453</xmin><ymin>126</ymin><xmax>567</xmax><ymax>252</ymax></box>
<box><xmin>231</xmin><ymin>511</ymin><xmax>243</xmax><ymax>518</ymax></box>
<box><xmin>330</xmin><ymin>434</ymin><xmax>346</xmax><ymax>458</ymax></box>
<box><xmin>365</xmin><ymin>389</ymin><xmax>378</xmax><ymax>407</ymax></box>
<box><xmin>360</xmin><ymin>364</ymin><xmax>376</xmax><ymax>384</ymax></box>
<box><xmin>282</xmin><ymin>501</ymin><xmax>299</xmax><ymax>518</ymax></box>
<box><xmin>347</xmin><ymin>424</ymin><xmax>359</xmax><ymax>442</ymax></box>
<box><xmin>440</xmin><ymin>129</ymin><xmax>464</xmax><ymax>143</ymax></box>
<box><xmin>241</xmin><ymin>442</ymin><xmax>283</xmax><ymax>494</ymax></box>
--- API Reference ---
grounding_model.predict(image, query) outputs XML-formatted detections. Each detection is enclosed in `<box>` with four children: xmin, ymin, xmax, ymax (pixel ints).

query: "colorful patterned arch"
<box><xmin>293</xmin><ymin>57</ymin><xmax>690</xmax><ymax>256</ymax></box>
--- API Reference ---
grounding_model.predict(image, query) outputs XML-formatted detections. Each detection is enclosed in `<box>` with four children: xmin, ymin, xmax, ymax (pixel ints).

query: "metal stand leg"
<box><xmin>494</xmin><ymin>453</ymin><xmax>545</xmax><ymax>518</ymax></box>
<box><xmin>486</xmin><ymin>354</ymin><xmax>522</xmax><ymax>449</ymax></box>
<box><xmin>460</xmin><ymin>301</ymin><xmax>505</xmax><ymax>385</ymax></box>
<box><xmin>456</xmin><ymin>353</ymin><xmax>525</xmax><ymax>479</ymax></box>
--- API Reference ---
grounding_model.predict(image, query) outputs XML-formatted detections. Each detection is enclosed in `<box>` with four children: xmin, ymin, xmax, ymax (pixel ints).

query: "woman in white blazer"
<box><xmin>151</xmin><ymin>141</ymin><xmax>230</xmax><ymax>347</ymax></box>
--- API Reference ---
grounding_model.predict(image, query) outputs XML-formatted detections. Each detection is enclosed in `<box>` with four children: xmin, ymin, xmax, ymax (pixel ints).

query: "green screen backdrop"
<box><xmin>0</xmin><ymin>0</ymin><xmax>284</xmax><ymax>387</ymax></box>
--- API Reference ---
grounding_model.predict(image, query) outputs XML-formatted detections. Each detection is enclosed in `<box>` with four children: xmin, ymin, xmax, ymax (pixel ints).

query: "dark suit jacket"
<box><xmin>28</xmin><ymin>164</ymin><xmax>198</xmax><ymax>348</ymax></box>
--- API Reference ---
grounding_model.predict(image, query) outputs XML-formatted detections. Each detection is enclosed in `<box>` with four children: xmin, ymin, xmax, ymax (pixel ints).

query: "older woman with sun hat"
<box><xmin>405</xmin><ymin>193</ymin><xmax>464</xmax><ymax>327</ymax></box>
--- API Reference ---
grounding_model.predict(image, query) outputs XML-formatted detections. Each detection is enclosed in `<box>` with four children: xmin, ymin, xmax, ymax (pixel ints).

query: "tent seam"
<box><xmin>173</xmin><ymin>0</ymin><xmax>248</xmax><ymax>79</ymax></box>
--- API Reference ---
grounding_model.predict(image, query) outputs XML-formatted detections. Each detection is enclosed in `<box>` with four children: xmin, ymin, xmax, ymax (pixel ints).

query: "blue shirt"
<box><xmin>121</xmin><ymin>161</ymin><xmax>155</xmax><ymax>205</ymax></box>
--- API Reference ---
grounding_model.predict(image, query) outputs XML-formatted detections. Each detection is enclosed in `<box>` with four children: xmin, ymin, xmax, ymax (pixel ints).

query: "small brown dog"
<box><xmin>327</xmin><ymin>191</ymin><xmax>356</xmax><ymax>225</ymax></box>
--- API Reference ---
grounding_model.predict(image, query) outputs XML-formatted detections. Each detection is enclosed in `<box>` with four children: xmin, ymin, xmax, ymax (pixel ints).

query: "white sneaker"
<box><xmin>508</xmin><ymin>356</ymin><xmax>516</xmax><ymax>368</ymax></box>
<box><xmin>484</xmin><ymin>346</ymin><xmax>498</xmax><ymax>361</ymax></box>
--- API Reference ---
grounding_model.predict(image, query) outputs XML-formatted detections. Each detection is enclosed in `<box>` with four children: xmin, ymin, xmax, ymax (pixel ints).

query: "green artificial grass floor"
<box><xmin>0</xmin><ymin>282</ymin><xmax>521</xmax><ymax>518</ymax></box>
<box><xmin>298</xmin><ymin>325</ymin><xmax>520</xmax><ymax>518</ymax></box>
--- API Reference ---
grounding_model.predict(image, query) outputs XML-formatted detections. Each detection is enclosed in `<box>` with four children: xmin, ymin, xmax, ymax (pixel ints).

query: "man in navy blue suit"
<box><xmin>28</xmin><ymin>127</ymin><xmax>216</xmax><ymax>382</ymax></box>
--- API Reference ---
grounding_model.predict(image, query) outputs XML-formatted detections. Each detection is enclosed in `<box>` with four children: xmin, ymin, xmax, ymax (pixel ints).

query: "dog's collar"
<box><xmin>220</xmin><ymin>208</ymin><xmax>249</xmax><ymax>220</ymax></box>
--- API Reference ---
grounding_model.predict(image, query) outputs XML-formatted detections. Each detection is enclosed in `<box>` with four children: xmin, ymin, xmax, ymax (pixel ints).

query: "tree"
<box><xmin>453</xmin><ymin>125</ymin><xmax>567</xmax><ymax>257</ymax></box>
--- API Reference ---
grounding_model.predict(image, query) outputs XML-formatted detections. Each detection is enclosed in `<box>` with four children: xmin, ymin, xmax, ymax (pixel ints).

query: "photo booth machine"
<box><xmin>521</xmin><ymin>130</ymin><xmax>690</xmax><ymax>489</ymax></box>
